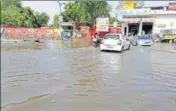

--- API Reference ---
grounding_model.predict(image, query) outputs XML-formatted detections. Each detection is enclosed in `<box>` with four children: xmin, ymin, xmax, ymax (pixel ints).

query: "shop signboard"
<box><xmin>168</xmin><ymin>2</ymin><xmax>176</xmax><ymax>10</ymax></box>
<box><xmin>122</xmin><ymin>8</ymin><xmax>151</xmax><ymax>17</ymax></box>
<box><xmin>169</xmin><ymin>22</ymin><xmax>175</xmax><ymax>28</ymax></box>
<box><xmin>122</xmin><ymin>1</ymin><xmax>135</xmax><ymax>9</ymax></box>
<box><xmin>156</xmin><ymin>24</ymin><xmax>166</xmax><ymax>28</ymax></box>
<box><xmin>96</xmin><ymin>18</ymin><xmax>109</xmax><ymax>32</ymax></box>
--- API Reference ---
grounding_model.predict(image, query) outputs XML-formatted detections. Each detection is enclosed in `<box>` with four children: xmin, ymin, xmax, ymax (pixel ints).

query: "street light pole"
<box><xmin>57</xmin><ymin>1</ymin><xmax>63</xmax><ymax>39</ymax></box>
<box><xmin>116</xmin><ymin>1</ymin><xmax>124</xmax><ymax>34</ymax></box>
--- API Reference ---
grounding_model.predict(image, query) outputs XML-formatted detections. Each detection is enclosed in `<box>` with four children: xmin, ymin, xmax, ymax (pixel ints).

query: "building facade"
<box><xmin>121</xmin><ymin>5</ymin><xmax>176</xmax><ymax>36</ymax></box>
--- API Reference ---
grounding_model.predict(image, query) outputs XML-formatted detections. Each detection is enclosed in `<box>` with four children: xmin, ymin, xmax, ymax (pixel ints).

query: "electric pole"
<box><xmin>57</xmin><ymin>1</ymin><xmax>63</xmax><ymax>39</ymax></box>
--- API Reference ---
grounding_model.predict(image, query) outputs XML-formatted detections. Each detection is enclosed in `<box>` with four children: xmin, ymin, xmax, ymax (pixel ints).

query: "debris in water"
<box><xmin>132</xmin><ymin>99</ymin><xmax>144</xmax><ymax>104</ymax></box>
<box><xmin>66</xmin><ymin>86</ymin><xmax>73</xmax><ymax>88</ymax></box>
<box><xmin>75</xmin><ymin>93</ymin><xmax>88</xmax><ymax>97</ymax></box>
<box><xmin>51</xmin><ymin>100</ymin><xmax>56</xmax><ymax>103</ymax></box>
<box><xmin>117</xmin><ymin>80</ymin><xmax>125</xmax><ymax>83</ymax></box>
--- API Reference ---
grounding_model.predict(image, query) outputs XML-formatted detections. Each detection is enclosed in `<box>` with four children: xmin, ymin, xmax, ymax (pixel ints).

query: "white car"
<box><xmin>100</xmin><ymin>33</ymin><xmax>131</xmax><ymax>53</ymax></box>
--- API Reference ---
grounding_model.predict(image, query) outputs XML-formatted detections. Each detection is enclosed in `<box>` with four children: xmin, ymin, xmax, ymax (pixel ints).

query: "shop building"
<box><xmin>121</xmin><ymin>5</ymin><xmax>176</xmax><ymax>36</ymax></box>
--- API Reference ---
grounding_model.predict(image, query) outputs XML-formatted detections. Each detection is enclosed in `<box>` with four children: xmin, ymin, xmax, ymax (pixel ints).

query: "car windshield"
<box><xmin>104</xmin><ymin>35</ymin><xmax>119</xmax><ymax>40</ymax></box>
<box><xmin>138</xmin><ymin>36</ymin><xmax>151</xmax><ymax>40</ymax></box>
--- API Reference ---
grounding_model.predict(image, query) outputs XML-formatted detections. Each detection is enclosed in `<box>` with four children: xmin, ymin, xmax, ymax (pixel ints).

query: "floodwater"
<box><xmin>1</xmin><ymin>39</ymin><xmax>176</xmax><ymax>111</ymax></box>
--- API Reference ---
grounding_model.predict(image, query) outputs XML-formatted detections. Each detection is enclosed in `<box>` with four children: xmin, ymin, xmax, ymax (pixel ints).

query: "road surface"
<box><xmin>1</xmin><ymin>39</ymin><xmax>176</xmax><ymax>111</ymax></box>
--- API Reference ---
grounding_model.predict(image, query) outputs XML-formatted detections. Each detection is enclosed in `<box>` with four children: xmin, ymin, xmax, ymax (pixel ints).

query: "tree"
<box><xmin>62</xmin><ymin>1</ymin><xmax>111</xmax><ymax>28</ymax></box>
<box><xmin>61</xmin><ymin>2</ymin><xmax>86</xmax><ymax>29</ymax></box>
<box><xmin>53</xmin><ymin>14</ymin><xmax>59</xmax><ymax>28</ymax></box>
<box><xmin>1</xmin><ymin>0</ymin><xmax>22</xmax><ymax>26</ymax></box>
<box><xmin>1</xmin><ymin>0</ymin><xmax>49</xmax><ymax>27</ymax></box>
<box><xmin>78</xmin><ymin>1</ymin><xmax>111</xmax><ymax>26</ymax></box>
<box><xmin>22</xmin><ymin>7</ymin><xmax>37</xmax><ymax>27</ymax></box>
<box><xmin>35</xmin><ymin>12</ymin><xmax>49</xmax><ymax>27</ymax></box>
<box><xmin>109</xmin><ymin>17</ymin><xmax>116</xmax><ymax>24</ymax></box>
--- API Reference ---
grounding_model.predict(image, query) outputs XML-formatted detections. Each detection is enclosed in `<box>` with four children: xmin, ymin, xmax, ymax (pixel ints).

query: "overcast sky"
<box><xmin>22</xmin><ymin>1</ymin><xmax>175</xmax><ymax>24</ymax></box>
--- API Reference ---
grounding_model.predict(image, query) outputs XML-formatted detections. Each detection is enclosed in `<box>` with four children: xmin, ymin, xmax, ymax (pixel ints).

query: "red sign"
<box><xmin>168</xmin><ymin>2</ymin><xmax>176</xmax><ymax>10</ymax></box>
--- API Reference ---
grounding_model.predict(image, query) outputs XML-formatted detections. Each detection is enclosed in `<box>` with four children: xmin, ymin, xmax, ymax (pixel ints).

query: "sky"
<box><xmin>22</xmin><ymin>1</ymin><xmax>175</xmax><ymax>24</ymax></box>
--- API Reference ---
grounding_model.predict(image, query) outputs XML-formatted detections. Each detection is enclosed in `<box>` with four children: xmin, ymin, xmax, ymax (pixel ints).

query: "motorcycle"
<box><xmin>92</xmin><ymin>38</ymin><xmax>101</xmax><ymax>48</ymax></box>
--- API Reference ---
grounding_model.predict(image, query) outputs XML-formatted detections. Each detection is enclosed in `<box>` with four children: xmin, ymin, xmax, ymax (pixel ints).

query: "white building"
<box><xmin>152</xmin><ymin>11</ymin><xmax>176</xmax><ymax>34</ymax></box>
<box><xmin>121</xmin><ymin>5</ymin><xmax>176</xmax><ymax>36</ymax></box>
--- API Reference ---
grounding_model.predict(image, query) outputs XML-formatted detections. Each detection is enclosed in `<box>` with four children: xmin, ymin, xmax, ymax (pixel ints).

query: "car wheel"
<box><xmin>135</xmin><ymin>43</ymin><xmax>138</xmax><ymax>46</ymax></box>
<box><xmin>169</xmin><ymin>40</ymin><xmax>173</xmax><ymax>44</ymax></box>
<box><xmin>132</xmin><ymin>41</ymin><xmax>137</xmax><ymax>46</ymax></box>
<box><xmin>120</xmin><ymin>46</ymin><xmax>124</xmax><ymax>53</ymax></box>
<box><xmin>174</xmin><ymin>38</ymin><xmax>176</xmax><ymax>43</ymax></box>
<box><xmin>127</xmin><ymin>44</ymin><xmax>130</xmax><ymax>50</ymax></box>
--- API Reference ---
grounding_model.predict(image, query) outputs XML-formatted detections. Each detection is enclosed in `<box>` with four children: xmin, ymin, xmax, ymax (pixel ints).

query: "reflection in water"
<box><xmin>45</xmin><ymin>40</ymin><xmax>55</xmax><ymax>49</ymax></box>
<box><xmin>74</xmin><ymin>78</ymin><xmax>97</xmax><ymax>86</ymax></box>
<box><xmin>1</xmin><ymin>38</ymin><xmax>92</xmax><ymax>51</ymax></box>
<box><xmin>151</xmin><ymin>51</ymin><xmax>176</xmax><ymax>92</ymax></box>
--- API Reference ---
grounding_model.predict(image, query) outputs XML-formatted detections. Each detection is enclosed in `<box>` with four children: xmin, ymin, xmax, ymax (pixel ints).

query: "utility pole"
<box><xmin>116</xmin><ymin>1</ymin><xmax>124</xmax><ymax>34</ymax></box>
<box><xmin>57</xmin><ymin>1</ymin><xmax>63</xmax><ymax>39</ymax></box>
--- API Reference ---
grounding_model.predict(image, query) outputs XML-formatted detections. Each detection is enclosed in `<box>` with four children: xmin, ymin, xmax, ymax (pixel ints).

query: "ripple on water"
<box><xmin>151</xmin><ymin>62</ymin><xmax>176</xmax><ymax>92</ymax></box>
<box><xmin>1</xmin><ymin>93</ymin><xmax>50</xmax><ymax>110</ymax></box>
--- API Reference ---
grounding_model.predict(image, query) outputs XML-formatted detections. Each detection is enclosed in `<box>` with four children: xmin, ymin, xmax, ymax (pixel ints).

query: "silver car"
<box><xmin>132</xmin><ymin>35</ymin><xmax>153</xmax><ymax>46</ymax></box>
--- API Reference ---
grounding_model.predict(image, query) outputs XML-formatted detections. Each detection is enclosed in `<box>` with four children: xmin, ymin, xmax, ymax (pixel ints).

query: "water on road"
<box><xmin>1</xmin><ymin>39</ymin><xmax>176</xmax><ymax>111</ymax></box>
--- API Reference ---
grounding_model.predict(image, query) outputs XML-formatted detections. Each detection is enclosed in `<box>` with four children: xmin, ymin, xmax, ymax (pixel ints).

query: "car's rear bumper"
<box><xmin>100</xmin><ymin>44</ymin><xmax>122</xmax><ymax>51</ymax></box>
<box><xmin>138</xmin><ymin>41</ymin><xmax>153</xmax><ymax>46</ymax></box>
<box><xmin>138</xmin><ymin>43</ymin><xmax>153</xmax><ymax>46</ymax></box>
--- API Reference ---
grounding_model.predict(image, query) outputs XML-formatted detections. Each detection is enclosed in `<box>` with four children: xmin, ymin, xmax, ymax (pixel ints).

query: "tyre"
<box><xmin>127</xmin><ymin>44</ymin><xmax>130</xmax><ymax>50</ymax></box>
<box><xmin>169</xmin><ymin>40</ymin><xmax>173</xmax><ymax>44</ymax></box>
<box><xmin>133</xmin><ymin>41</ymin><xmax>137</xmax><ymax>46</ymax></box>
<box><xmin>135</xmin><ymin>42</ymin><xmax>138</xmax><ymax>46</ymax></box>
<box><xmin>120</xmin><ymin>46</ymin><xmax>124</xmax><ymax>53</ymax></box>
<box><xmin>174</xmin><ymin>38</ymin><xmax>176</xmax><ymax>43</ymax></box>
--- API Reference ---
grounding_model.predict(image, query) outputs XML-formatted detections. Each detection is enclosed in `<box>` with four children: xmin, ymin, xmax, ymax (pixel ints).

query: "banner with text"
<box><xmin>122</xmin><ymin>1</ymin><xmax>135</xmax><ymax>9</ymax></box>
<box><xmin>168</xmin><ymin>2</ymin><xmax>176</xmax><ymax>10</ymax></box>
<box><xmin>96</xmin><ymin>18</ymin><xmax>109</xmax><ymax>32</ymax></box>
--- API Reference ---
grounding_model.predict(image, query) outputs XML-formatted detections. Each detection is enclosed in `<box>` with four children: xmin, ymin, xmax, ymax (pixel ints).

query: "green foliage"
<box><xmin>1</xmin><ymin>0</ymin><xmax>22</xmax><ymax>26</ymax></box>
<box><xmin>109</xmin><ymin>17</ymin><xmax>116</xmax><ymax>24</ymax></box>
<box><xmin>53</xmin><ymin>14</ymin><xmax>59</xmax><ymax>28</ymax></box>
<box><xmin>62</xmin><ymin>1</ymin><xmax>111</xmax><ymax>27</ymax></box>
<box><xmin>35</xmin><ymin>12</ymin><xmax>50</xmax><ymax>27</ymax></box>
<box><xmin>1</xmin><ymin>0</ymin><xmax>49</xmax><ymax>27</ymax></box>
<box><xmin>62</xmin><ymin>2</ymin><xmax>85</xmax><ymax>22</ymax></box>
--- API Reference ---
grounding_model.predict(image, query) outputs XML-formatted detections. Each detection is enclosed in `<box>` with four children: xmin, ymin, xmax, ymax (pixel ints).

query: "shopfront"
<box><xmin>121</xmin><ymin>8</ymin><xmax>153</xmax><ymax>36</ymax></box>
<box><xmin>121</xmin><ymin>7</ymin><xmax>176</xmax><ymax>36</ymax></box>
<box><xmin>152</xmin><ymin>14</ymin><xmax>176</xmax><ymax>34</ymax></box>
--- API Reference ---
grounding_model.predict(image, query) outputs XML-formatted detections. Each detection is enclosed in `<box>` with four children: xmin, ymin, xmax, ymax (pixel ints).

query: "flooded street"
<box><xmin>1</xmin><ymin>39</ymin><xmax>176</xmax><ymax>111</ymax></box>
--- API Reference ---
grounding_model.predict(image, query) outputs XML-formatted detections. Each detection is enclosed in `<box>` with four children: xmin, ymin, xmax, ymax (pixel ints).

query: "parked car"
<box><xmin>100</xmin><ymin>33</ymin><xmax>131</xmax><ymax>53</ymax></box>
<box><xmin>134</xmin><ymin>35</ymin><xmax>153</xmax><ymax>46</ymax></box>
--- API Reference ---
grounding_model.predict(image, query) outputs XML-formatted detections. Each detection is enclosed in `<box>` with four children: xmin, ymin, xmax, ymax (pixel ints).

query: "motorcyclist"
<box><xmin>92</xmin><ymin>32</ymin><xmax>100</xmax><ymax>47</ymax></box>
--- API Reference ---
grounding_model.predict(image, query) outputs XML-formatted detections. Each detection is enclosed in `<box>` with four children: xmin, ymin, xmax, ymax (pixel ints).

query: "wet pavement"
<box><xmin>1</xmin><ymin>39</ymin><xmax>176</xmax><ymax>111</ymax></box>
